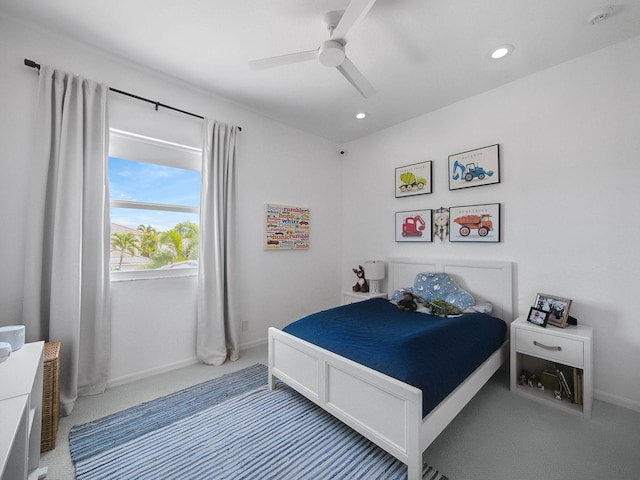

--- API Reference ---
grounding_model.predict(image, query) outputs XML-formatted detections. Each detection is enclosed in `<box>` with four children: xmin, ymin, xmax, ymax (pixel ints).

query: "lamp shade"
<box><xmin>364</xmin><ymin>261</ymin><xmax>385</xmax><ymax>280</ymax></box>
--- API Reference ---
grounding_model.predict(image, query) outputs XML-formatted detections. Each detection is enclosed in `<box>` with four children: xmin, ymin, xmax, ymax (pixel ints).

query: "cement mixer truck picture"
<box><xmin>395</xmin><ymin>161</ymin><xmax>433</xmax><ymax>197</ymax></box>
<box><xmin>398</xmin><ymin>172</ymin><xmax>427</xmax><ymax>192</ymax></box>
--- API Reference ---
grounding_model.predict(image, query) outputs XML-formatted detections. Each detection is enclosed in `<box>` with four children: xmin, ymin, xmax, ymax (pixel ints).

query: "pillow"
<box><xmin>390</xmin><ymin>288</ymin><xmax>413</xmax><ymax>303</ymax></box>
<box><xmin>464</xmin><ymin>301</ymin><xmax>493</xmax><ymax>314</ymax></box>
<box><xmin>412</xmin><ymin>272</ymin><xmax>475</xmax><ymax>311</ymax></box>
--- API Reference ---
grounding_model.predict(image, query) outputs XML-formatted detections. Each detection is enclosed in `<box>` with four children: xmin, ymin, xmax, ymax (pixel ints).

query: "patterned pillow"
<box><xmin>412</xmin><ymin>272</ymin><xmax>475</xmax><ymax>311</ymax></box>
<box><xmin>390</xmin><ymin>288</ymin><xmax>413</xmax><ymax>302</ymax></box>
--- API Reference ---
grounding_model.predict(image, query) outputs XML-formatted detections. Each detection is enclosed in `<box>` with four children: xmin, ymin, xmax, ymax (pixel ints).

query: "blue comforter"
<box><xmin>283</xmin><ymin>297</ymin><xmax>506</xmax><ymax>416</ymax></box>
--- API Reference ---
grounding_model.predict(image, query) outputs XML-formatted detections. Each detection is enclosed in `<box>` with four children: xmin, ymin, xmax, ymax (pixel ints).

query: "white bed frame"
<box><xmin>268</xmin><ymin>258</ymin><xmax>514</xmax><ymax>480</ymax></box>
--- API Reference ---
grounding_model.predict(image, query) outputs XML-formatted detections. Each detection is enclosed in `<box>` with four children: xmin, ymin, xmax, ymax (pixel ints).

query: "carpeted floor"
<box><xmin>69</xmin><ymin>364</ymin><xmax>447</xmax><ymax>480</ymax></box>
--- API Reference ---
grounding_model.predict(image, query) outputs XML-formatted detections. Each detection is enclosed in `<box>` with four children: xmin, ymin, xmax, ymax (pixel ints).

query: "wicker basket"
<box><xmin>41</xmin><ymin>341</ymin><xmax>61</xmax><ymax>452</ymax></box>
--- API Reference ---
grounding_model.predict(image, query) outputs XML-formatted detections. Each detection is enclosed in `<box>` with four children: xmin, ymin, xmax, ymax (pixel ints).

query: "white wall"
<box><xmin>341</xmin><ymin>36</ymin><xmax>640</xmax><ymax>411</ymax></box>
<box><xmin>0</xmin><ymin>12</ymin><xmax>343</xmax><ymax>385</ymax></box>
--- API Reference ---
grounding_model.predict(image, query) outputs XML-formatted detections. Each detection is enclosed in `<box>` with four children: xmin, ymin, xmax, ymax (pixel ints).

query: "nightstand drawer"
<box><xmin>515</xmin><ymin>328</ymin><xmax>583</xmax><ymax>366</ymax></box>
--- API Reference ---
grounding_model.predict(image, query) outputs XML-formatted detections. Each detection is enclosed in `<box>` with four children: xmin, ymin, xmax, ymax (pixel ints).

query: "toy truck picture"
<box><xmin>451</xmin><ymin>160</ymin><xmax>494</xmax><ymax>182</ymax></box>
<box><xmin>453</xmin><ymin>214</ymin><xmax>493</xmax><ymax>237</ymax></box>
<box><xmin>402</xmin><ymin>215</ymin><xmax>426</xmax><ymax>237</ymax></box>
<box><xmin>398</xmin><ymin>172</ymin><xmax>427</xmax><ymax>192</ymax></box>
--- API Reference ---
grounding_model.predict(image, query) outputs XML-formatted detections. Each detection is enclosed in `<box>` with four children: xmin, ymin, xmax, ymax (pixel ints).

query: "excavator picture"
<box><xmin>451</xmin><ymin>160</ymin><xmax>494</xmax><ymax>182</ymax></box>
<box><xmin>402</xmin><ymin>215</ymin><xmax>426</xmax><ymax>237</ymax></box>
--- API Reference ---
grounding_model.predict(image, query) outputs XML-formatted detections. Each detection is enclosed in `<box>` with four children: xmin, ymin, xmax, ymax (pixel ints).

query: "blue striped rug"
<box><xmin>69</xmin><ymin>364</ymin><xmax>447</xmax><ymax>480</ymax></box>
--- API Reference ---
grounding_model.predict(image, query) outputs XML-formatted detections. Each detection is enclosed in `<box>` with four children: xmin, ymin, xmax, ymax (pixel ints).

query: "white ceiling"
<box><xmin>3</xmin><ymin>0</ymin><xmax>640</xmax><ymax>143</ymax></box>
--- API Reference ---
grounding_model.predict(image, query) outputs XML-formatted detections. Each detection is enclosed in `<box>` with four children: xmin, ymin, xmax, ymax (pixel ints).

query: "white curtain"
<box><xmin>22</xmin><ymin>66</ymin><xmax>111</xmax><ymax>416</ymax></box>
<box><xmin>197</xmin><ymin>119</ymin><xmax>240</xmax><ymax>364</ymax></box>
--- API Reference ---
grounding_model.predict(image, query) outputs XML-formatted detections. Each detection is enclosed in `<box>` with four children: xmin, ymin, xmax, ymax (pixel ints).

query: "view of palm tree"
<box><xmin>137</xmin><ymin>224</ymin><xmax>159</xmax><ymax>258</ymax></box>
<box><xmin>111</xmin><ymin>232</ymin><xmax>141</xmax><ymax>271</ymax></box>
<box><xmin>110</xmin><ymin>222</ymin><xmax>200</xmax><ymax>271</ymax></box>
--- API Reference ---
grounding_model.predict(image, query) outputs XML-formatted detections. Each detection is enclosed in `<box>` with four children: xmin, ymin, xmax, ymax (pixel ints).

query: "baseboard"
<box><xmin>240</xmin><ymin>337</ymin><xmax>267</xmax><ymax>350</ymax></box>
<box><xmin>107</xmin><ymin>357</ymin><xmax>199</xmax><ymax>388</ymax></box>
<box><xmin>107</xmin><ymin>340</ymin><xmax>268</xmax><ymax>388</ymax></box>
<box><xmin>594</xmin><ymin>389</ymin><xmax>640</xmax><ymax>413</ymax></box>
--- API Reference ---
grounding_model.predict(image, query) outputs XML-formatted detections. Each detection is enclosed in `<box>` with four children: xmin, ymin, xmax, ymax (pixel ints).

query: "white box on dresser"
<box><xmin>510</xmin><ymin>316</ymin><xmax>593</xmax><ymax>419</ymax></box>
<box><xmin>343</xmin><ymin>291</ymin><xmax>388</xmax><ymax>305</ymax></box>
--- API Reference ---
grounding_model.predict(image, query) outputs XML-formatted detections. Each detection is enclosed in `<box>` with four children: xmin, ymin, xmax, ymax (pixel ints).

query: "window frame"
<box><xmin>108</xmin><ymin>129</ymin><xmax>202</xmax><ymax>281</ymax></box>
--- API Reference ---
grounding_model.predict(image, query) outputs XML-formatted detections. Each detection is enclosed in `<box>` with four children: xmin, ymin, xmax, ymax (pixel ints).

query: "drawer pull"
<box><xmin>533</xmin><ymin>340</ymin><xmax>562</xmax><ymax>351</ymax></box>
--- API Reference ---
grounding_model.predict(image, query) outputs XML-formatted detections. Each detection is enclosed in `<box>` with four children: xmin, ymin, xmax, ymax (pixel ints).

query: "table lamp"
<box><xmin>364</xmin><ymin>260</ymin><xmax>385</xmax><ymax>294</ymax></box>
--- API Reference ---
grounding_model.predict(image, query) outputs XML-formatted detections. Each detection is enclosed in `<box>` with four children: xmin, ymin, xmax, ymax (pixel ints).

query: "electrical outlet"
<box><xmin>241</xmin><ymin>321</ymin><xmax>249</xmax><ymax>332</ymax></box>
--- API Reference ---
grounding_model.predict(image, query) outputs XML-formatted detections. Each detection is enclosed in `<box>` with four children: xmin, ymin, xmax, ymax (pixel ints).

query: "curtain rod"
<box><xmin>24</xmin><ymin>58</ymin><xmax>241</xmax><ymax>131</ymax></box>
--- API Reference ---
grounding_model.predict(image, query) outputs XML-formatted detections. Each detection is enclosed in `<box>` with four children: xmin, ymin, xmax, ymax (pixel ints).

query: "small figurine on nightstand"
<box><xmin>520</xmin><ymin>370</ymin><xmax>539</xmax><ymax>388</ymax></box>
<box><xmin>397</xmin><ymin>291</ymin><xmax>418</xmax><ymax>312</ymax></box>
<box><xmin>352</xmin><ymin>265</ymin><xmax>369</xmax><ymax>293</ymax></box>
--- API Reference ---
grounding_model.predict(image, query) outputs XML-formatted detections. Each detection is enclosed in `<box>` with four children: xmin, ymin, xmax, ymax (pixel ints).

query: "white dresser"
<box><xmin>0</xmin><ymin>341</ymin><xmax>47</xmax><ymax>479</ymax></box>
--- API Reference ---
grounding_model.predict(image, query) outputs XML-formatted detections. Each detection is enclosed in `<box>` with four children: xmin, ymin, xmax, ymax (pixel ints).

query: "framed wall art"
<box><xmin>448</xmin><ymin>144</ymin><xmax>500</xmax><ymax>190</ymax></box>
<box><xmin>448</xmin><ymin>203</ymin><xmax>500</xmax><ymax>242</ymax></box>
<box><xmin>265</xmin><ymin>204</ymin><xmax>310</xmax><ymax>250</ymax></box>
<box><xmin>395</xmin><ymin>209</ymin><xmax>433</xmax><ymax>242</ymax></box>
<box><xmin>395</xmin><ymin>161</ymin><xmax>432</xmax><ymax>198</ymax></box>
<box><xmin>535</xmin><ymin>293</ymin><xmax>573</xmax><ymax>328</ymax></box>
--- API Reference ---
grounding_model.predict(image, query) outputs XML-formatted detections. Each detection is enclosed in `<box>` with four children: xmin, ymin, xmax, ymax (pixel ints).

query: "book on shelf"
<box><xmin>555</xmin><ymin>365</ymin><xmax>584</xmax><ymax>405</ymax></box>
<box><xmin>557</xmin><ymin>367</ymin><xmax>574</xmax><ymax>402</ymax></box>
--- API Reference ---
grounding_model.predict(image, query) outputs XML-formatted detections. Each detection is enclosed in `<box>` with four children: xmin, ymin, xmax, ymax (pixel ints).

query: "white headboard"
<box><xmin>388</xmin><ymin>257</ymin><xmax>514</xmax><ymax>323</ymax></box>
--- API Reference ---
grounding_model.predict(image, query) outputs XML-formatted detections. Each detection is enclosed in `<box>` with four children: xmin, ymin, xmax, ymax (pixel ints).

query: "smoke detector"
<box><xmin>588</xmin><ymin>6</ymin><xmax>614</xmax><ymax>25</ymax></box>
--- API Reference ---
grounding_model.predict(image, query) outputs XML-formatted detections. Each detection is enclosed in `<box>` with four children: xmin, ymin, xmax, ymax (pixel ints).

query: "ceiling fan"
<box><xmin>248</xmin><ymin>0</ymin><xmax>377</xmax><ymax>98</ymax></box>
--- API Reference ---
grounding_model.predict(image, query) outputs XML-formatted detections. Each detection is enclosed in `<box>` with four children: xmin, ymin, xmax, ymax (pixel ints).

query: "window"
<box><xmin>108</xmin><ymin>129</ymin><xmax>201</xmax><ymax>278</ymax></box>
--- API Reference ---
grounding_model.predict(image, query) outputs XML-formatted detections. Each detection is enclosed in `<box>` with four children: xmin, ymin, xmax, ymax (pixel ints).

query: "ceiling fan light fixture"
<box><xmin>318</xmin><ymin>40</ymin><xmax>346</xmax><ymax>67</ymax></box>
<box><xmin>490</xmin><ymin>44</ymin><xmax>514</xmax><ymax>60</ymax></box>
<box><xmin>354</xmin><ymin>112</ymin><xmax>367</xmax><ymax>119</ymax></box>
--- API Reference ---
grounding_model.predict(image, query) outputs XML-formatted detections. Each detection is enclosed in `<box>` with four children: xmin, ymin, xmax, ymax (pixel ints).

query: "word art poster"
<box><xmin>265</xmin><ymin>204</ymin><xmax>310</xmax><ymax>250</ymax></box>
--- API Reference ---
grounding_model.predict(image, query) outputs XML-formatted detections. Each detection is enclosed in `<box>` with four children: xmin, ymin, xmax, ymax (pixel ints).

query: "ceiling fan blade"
<box><xmin>331</xmin><ymin>0</ymin><xmax>377</xmax><ymax>40</ymax></box>
<box><xmin>249</xmin><ymin>49</ymin><xmax>317</xmax><ymax>70</ymax></box>
<box><xmin>336</xmin><ymin>57</ymin><xmax>375</xmax><ymax>98</ymax></box>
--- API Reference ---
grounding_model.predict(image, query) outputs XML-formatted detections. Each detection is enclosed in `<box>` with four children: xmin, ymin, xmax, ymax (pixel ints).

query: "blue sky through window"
<box><xmin>109</xmin><ymin>157</ymin><xmax>201</xmax><ymax>232</ymax></box>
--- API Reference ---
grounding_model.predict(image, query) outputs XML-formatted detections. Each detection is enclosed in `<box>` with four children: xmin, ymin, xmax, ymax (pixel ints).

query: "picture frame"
<box><xmin>448</xmin><ymin>144</ymin><xmax>500</xmax><ymax>190</ymax></box>
<box><xmin>527</xmin><ymin>307</ymin><xmax>550</xmax><ymax>327</ymax></box>
<box><xmin>395</xmin><ymin>209</ymin><xmax>433</xmax><ymax>242</ymax></box>
<box><xmin>395</xmin><ymin>161</ymin><xmax>432</xmax><ymax>198</ymax></box>
<box><xmin>448</xmin><ymin>203</ymin><xmax>500</xmax><ymax>243</ymax></box>
<box><xmin>264</xmin><ymin>204</ymin><xmax>310</xmax><ymax>250</ymax></box>
<box><xmin>535</xmin><ymin>293</ymin><xmax>573</xmax><ymax>328</ymax></box>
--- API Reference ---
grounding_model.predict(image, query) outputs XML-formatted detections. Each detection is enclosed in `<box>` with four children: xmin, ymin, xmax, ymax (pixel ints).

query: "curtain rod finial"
<box><xmin>24</xmin><ymin>58</ymin><xmax>41</xmax><ymax>70</ymax></box>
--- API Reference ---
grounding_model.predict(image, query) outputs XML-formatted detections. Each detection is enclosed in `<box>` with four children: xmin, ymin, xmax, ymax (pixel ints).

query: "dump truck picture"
<box><xmin>398</xmin><ymin>172</ymin><xmax>427</xmax><ymax>192</ymax></box>
<box><xmin>453</xmin><ymin>214</ymin><xmax>493</xmax><ymax>237</ymax></box>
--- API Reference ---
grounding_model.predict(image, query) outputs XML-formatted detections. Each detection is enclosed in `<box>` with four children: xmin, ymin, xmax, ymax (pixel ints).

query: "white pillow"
<box><xmin>464</xmin><ymin>301</ymin><xmax>493</xmax><ymax>314</ymax></box>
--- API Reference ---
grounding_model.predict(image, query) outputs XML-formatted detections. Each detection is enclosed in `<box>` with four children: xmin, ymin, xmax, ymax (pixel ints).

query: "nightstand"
<box><xmin>510</xmin><ymin>315</ymin><xmax>593</xmax><ymax>418</ymax></box>
<box><xmin>343</xmin><ymin>291</ymin><xmax>387</xmax><ymax>305</ymax></box>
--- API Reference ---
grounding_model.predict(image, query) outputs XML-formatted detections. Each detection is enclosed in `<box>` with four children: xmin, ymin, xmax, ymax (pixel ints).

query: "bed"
<box><xmin>268</xmin><ymin>258</ymin><xmax>514</xmax><ymax>480</ymax></box>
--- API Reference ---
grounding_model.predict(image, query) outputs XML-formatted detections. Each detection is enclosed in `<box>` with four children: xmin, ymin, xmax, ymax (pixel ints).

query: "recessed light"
<box><xmin>490</xmin><ymin>44</ymin><xmax>514</xmax><ymax>60</ymax></box>
<box><xmin>354</xmin><ymin>112</ymin><xmax>367</xmax><ymax>120</ymax></box>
